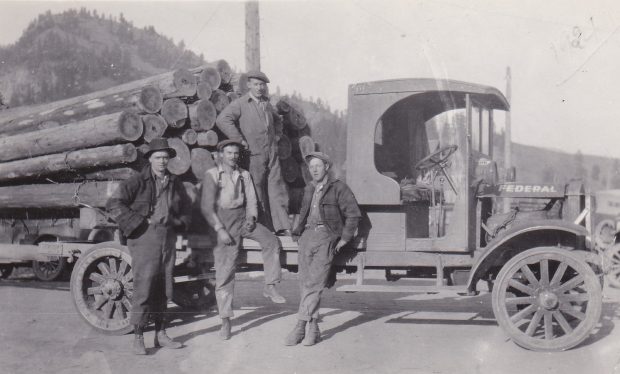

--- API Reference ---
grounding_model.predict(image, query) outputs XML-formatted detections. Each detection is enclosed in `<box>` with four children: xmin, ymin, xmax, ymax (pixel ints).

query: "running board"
<box><xmin>336</xmin><ymin>284</ymin><xmax>469</xmax><ymax>294</ymax></box>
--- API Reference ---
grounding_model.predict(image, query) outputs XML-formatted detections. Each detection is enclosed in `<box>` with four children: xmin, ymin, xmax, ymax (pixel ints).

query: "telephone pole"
<box><xmin>503</xmin><ymin>66</ymin><xmax>512</xmax><ymax>212</ymax></box>
<box><xmin>245</xmin><ymin>1</ymin><xmax>260</xmax><ymax>71</ymax></box>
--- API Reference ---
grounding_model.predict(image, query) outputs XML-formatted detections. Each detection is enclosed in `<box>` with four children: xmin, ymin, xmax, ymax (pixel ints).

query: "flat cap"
<box><xmin>304</xmin><ymin>151</ymin><xmax>331</xmax><ymax>165</ymax></box>
<box><xmin>217</xmin><ymin>139</ymin><xmax>245</xmax><ymax>151</ymax></box>
<box><xmin>246</xmin><ymin>70</ymin><xmax>270</xmax><ymax>83</ymax></box>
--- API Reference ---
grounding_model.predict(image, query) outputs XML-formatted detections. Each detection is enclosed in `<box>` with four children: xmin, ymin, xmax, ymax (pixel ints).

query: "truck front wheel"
<box><xmin>491</xmin><ymin>247</ymin><xmax>602</xmax><ymax>351</ymax></box>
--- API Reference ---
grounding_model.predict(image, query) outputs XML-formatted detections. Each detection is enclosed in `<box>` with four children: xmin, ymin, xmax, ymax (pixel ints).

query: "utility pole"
<box><xmin>503</xmin><ymin>66</ymin><xmax>512</xmax><ymax>213</ymax></box>
<box><xmin>245</xmin><ymin>1</ymin><xmax>260</xmax><ymax>71</ymax></box>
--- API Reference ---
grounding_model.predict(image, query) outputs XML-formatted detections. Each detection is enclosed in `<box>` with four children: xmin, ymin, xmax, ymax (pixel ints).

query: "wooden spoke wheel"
<box><xmin>605</xmin><ymin>243</ymin><xmax>620</xmax><ymax>289</ymax></box>
<box><xmin>33</xmin><ymin>237</ymin><xmax>68</xmax><ymax>281</ymax></box>
<box><xmin>0</xmin><ymin>264</ymin><xmax>14</xmax><ymax>279</ymax></box>
<box><xmin>32</xmin><ymin>256</ymin><xmax>68</xmax><ymax>281</ymax></box>
<box><xmin>70</xmin><ymin>242</ymin><xmax>134</xmax><ymax>335</ymax></box>
<box><xmin>491</xmin><ymin>247</ymin><xmax>602</xmax><ymax>351</ymax></box>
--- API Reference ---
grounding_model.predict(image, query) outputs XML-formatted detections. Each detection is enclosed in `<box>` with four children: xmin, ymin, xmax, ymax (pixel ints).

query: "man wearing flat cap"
<box><xmin>284</xmin><ymin>151</ymin><xmax>361</xmax><ymax>346</ymax></box>
<box><xmin>106</xmin><ymin>137</ymin><xmax>191</xmax><ymax>355</ymax></box>
<box><xmin>201</xmin><ymin>139</ymin><xmax>286</xmax><ymax>340</ymax></box>
<box><xmin>216</xmin><ymin>70</ymin><xmax>292</xmax><ymax>237</ymax></box>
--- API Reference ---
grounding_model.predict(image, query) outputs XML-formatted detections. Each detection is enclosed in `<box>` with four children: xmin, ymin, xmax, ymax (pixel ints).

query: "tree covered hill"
<box><xmin>0</xmin><ymin>8</ymin><xmax>205</xmax><ymax>107</ymax></box>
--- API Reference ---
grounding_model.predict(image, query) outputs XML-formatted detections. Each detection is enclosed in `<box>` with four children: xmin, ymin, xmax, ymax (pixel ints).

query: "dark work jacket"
<box><xmin>106</xmin><ymin>166</ymin><xmax>192</xmax><ymax>237</ymax></box>
<box><xmin>293</xmin><ymin>176</ymin><xmax>361</xmax><ymax>243</ymax></box>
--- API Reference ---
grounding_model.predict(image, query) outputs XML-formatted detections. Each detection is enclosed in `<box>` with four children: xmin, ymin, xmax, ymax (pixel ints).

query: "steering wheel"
<box><xmin>414</xmin><ymin>145</ymin><xmax>458</xmax><ymax>170</ymax></box>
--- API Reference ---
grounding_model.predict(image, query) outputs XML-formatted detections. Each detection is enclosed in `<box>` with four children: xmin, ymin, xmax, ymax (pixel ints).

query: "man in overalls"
<box><xmin>201</xmin><ymin>139</ymin><xmax>286</xmax><ymax>340</ymax></box>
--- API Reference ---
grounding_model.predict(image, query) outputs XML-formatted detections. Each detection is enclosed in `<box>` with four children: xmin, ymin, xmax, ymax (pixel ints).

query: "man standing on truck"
<box><xmin>106</xmin><ymin>137</ymin><xmax>191</xmax><ymax>355</ymax></box>
<box><xmin>215</xmin><ymin>70</ymin><xmax>291</xmax><ymax>236</ymax></box>
<box><xmin>201</xmin><ymin>139</ymin><xmax>286</xmax><ymax>340</ymax></box>
<box><xmin>284</xmin><ymin>151</ymin><xmax>361</xmax><ymax>346</ymax></box>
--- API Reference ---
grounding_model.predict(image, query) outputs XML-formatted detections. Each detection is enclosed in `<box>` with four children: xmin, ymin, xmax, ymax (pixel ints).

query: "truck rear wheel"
<box><xmin>32</xmin><ymin>236</ymin><xmax>68</xmax><ymax>281</ymax></box>
<box><xmin>491</xmin><ymin>247</ymin><xmax>602</xmax><ymax>351</ymax></box>
<box><xmin>173</xmin><ymin>280</ymin><xmax>215</xmax><ymax>312</ymax></box>
<box><xmin>32</xmin><ymin>257</ymin><xmax>67</xmax><ymax>281</ymax></box>
<box><xmin>0</xmin><ymin>264</ymin><xmax>14</xmax><ymax>279</ymax></box>
<box><xmin>70</xmin><ymin>242</ymin><xmax>134</xmax><ymax>335</ymax></box>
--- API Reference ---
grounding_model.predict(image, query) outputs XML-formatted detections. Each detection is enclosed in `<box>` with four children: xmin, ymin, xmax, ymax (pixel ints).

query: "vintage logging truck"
<box><xmin>0</xmin><ymin>78</ymin><xmax>604</xmax><ymax>352</ymax></box>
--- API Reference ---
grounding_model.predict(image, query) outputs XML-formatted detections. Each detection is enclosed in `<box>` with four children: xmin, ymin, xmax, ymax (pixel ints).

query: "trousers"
<box><xmin>127</xmin><ymin>222</ymin><xmax>176</xmax><ymax>326</ymax></box>
<box><xmin>297</xmin><ymin>226</ymin><xmax>335</xmax><ymax>321</ymax></box>
<box><xmin>214</xmin><ymin>206</ymin><xmax>282</xmax><ymax>318</ymax></box>
<box><xmin>248</xmin><ymin>146</ymin><xmax>291</xmax><ymax>232</ymax></box>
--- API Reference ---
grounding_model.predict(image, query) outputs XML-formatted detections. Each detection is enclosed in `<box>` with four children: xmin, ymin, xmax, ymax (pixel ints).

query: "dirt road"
<box><xmin>1</xmin><ymin>271</ymin><xmax>620</xmax><ymax>374</ymax></box>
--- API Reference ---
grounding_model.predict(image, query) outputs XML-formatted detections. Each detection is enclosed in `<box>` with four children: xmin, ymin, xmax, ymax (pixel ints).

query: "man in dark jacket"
<box><xmin>215</xmin><ymin>70</ymin><xmax>291</xmax><ymax>235</ymax></box>
<box><xmin>106</xmin><ymin>138</ymin><xmax>191</xmax><ymax>355</ymax></box>
<box><xmin>284</xmin><ymin>151</ymin><xmax>361</xmax><ymax>346</ymax></box>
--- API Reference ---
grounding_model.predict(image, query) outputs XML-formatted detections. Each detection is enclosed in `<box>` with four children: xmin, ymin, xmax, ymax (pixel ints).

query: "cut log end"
<box><xmin>196</xmin><ymin>130</ymin><xmax>219</xmax><ymax>147</ymax></box>
<box><xmin>191</xmin><ymin>148</ymin><xmax>216</xmax><ymax>178</ymax></box>
<box><xmin>171</xmin><ymin>68</ymin><xmax>198</xmax><ymax>97</ymax></box>
<box><xmin>190</xmin><ymin>100</ymin><xmax>216</xmax><ymax>131</ymax></box>
<box><xmin>200</xmin><ymin>67</ymin><xmax>222</xmax><ymax>90</ymax></box>
<box><xmin>298</xmin><ymin>136</ymin><xmax>315</xmax><ymax>159</ymax></box>
<box><xmin>166</xmin><ymin>138</ymin><xmax>191</xmax><ymax>175</ymax></box>
<box><xmin>138</xmin><ymin>85</ymin><xmax>163</xmax><ymax>113</ymax></box>
<box><xmin>197</xmin><ymin>81</ymin><xmax>213</xmax><ymax>101</ymax></box>
<box><xmin>118</xmin><ymin>111</ymin><xmax>144</xmax><ymax>141</ymax></box>
<box><xmin>161</xmin><ymin>98</ymin><xmax>188</xmax><ymax>128</ymax></box>
<box><xmin>181</xmin><ymin>129</ymin><xmax>198</xmax><ymax>145</ymax></box>
<box><xmin>141</xmin><ymin>114</ymin><xmax>167</xmax><ymax>143</ymax></box>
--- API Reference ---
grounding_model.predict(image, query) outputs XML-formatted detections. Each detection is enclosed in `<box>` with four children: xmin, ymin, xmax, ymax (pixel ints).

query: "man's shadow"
<box><xmin>169</xmin><ymin>306</ymin><xmax>294</xmax><ymax>344</ymax></box>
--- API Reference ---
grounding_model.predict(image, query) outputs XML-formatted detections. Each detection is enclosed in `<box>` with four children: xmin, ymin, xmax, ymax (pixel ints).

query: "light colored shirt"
<box><xmin>200</xmin><ymin>163</ymin><xmax>258</xmax><ymax>232</ymax></box>
<box><xmin>150</xmin><ymin>170</ymin><xmax>170</xmax><ymax>224</ymax></box>
<box><xmin>307</xmin><ymin>181</ymin><xmax>326</xmax><ymax>226</ymax></box>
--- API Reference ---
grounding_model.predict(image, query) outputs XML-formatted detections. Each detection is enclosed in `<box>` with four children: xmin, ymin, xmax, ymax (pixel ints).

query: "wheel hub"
<box><xmin>101</xmin><ymin>279</ymin><xmax>123</xmax><ymax>300</ymax></box>
<box><xmin>538</xmin><ymin>290</ymin><xmax>559</xmax><ymax>310</ymax></box>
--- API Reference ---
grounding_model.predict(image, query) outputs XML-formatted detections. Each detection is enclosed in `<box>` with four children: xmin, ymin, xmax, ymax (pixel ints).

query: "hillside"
<box><xmin>0</xmin><ymin>8</ymin><xmax>205</xmax><ymax>107</ymax></box>
<box><xmin>493</xmin><ymin>139</ymin><xmax>620</xmax><ymax>192</ymax></box>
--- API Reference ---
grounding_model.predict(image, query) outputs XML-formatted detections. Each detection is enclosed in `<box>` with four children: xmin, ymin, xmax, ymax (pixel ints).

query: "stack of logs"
<box><xmin>0</xmin><ymin>61</ymin><xmax>316</xmax><ymax>217</ymax></box>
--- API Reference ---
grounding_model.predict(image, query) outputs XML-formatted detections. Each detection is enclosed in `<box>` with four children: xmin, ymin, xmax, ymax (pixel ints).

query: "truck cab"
<box><xmin>347</xmin><ymin>78</ymin><xmax>506</xmax><ymax>253</ymax></box>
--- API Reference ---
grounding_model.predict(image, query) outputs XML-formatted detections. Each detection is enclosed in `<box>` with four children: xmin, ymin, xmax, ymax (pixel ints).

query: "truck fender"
<box><xmin>467</xmin><ymin>219</ymin><xmax>589</xmax><ymax>293</ymax></box>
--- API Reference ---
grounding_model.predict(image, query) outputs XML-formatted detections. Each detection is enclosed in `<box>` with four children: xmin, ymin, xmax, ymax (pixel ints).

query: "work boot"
<box><xmin>133</xmin><ymin>325</ymin><xmax>146</xmax><ymax>355</ymax></box>
<box><xmin>154</xmin><ymin>330</ymin><xmax>183</xmax><ymax>349</ymax></box>
<box><xmin>263</xmin><ymin>284</ymin><xmax>286</xmax><ymax>304</ymax></box>
<box><xmin>302</xmin><ymin>319</ymin><xmax>320</xmax><ymax>346</ymax></box>
<box><xmin>219</xmin><ymin>318</ymin><xmax>231</xmax><ymax>340</ymax></box>
<box><xmin>284</xmin><ymin>320</ymin><xmax>307</xmax><ymax>346</ymax></box>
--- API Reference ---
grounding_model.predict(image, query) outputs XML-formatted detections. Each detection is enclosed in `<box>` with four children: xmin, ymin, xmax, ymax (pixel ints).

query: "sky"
<box><xmin>1</xmin><ymin>0</ymin><xmax>620</xmax><ymax>158</ymax></box>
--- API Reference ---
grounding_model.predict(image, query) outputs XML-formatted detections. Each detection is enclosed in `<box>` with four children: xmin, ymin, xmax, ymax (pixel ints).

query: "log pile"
<box><xmin>0</xmin><ymin>60</ymin><xmax>316</xmax><ymax>217</ymax></box>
